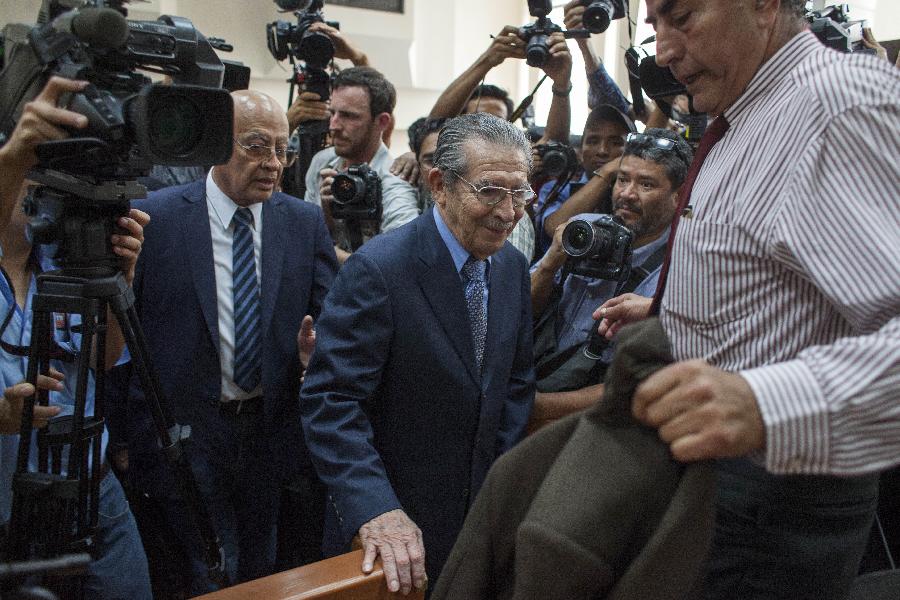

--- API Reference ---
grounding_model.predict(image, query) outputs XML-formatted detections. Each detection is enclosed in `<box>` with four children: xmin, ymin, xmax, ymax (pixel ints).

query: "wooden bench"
<box><xmin>194</xmin><ymin>549</ymin><xmax>425</xmax><ymax>600</ymax></box>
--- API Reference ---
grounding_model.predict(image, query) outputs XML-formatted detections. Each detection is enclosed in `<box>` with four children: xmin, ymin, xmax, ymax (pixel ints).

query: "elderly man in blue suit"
<box><xmin>127</xmin><ymin>89</ymin><xmax>338</xmax><ymax>594</ymax></box>
<box><xmin>301</xmin><ymin>112</ymin><xmax>536</xmax><ymax>596</ymax></box>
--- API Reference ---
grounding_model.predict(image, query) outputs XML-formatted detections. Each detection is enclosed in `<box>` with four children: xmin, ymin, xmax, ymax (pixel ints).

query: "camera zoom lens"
<box><xmin>332</xmin><ymin>174</ymin><xmax>365</xmax><ymax>205</ymax></box>
<box><xmin>148</xmin><ymin>97</ymin><xmax>203</xmax><ymax>157</ymax></box>
<box><xmin>542</xmin><ymin>150</ymin><xmax>567</xmax><ymax>178</ymax></box>
<box><xmin>525</xmin><ymin>35</ymin><xmax>550</xmax><ymax>67</ymax></box>
<box><xmin>299</xmin><ymin>30</ymin><xmax>335</xmax><ymax>69</ymax></box>
<box><xmin>562</xmin><ymin>220</ymin><xmax>595</xmax><ymax>257</ymax></box>
<box><xmin>583</xmin><ymin>1</ymin><xmax>614</xmax><ymax>33</ymax></box>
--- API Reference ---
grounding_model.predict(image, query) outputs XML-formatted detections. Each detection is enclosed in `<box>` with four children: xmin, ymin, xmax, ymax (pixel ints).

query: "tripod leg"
<box><xmin>108</xmin><ymin>297</ymin><xmax>228</xmax><ymax>587</ymax></box>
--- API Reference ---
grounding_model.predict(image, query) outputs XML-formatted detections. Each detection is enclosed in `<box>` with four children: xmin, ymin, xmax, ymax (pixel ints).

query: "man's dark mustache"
<box><xmin>614</xmin><ymin>202</ymin><xmax>642</xmax><ymax>215</ymax></box>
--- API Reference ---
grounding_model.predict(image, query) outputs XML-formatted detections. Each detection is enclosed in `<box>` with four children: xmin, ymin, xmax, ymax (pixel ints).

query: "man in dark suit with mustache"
<box><xmin>301</xmin><ymin>113</ymin><xmax>536</xmax><ymax>596</ymax></box>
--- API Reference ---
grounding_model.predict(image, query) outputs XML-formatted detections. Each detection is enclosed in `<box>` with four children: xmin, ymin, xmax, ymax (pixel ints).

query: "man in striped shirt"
<box><xmin>594</xmin><ymin>1</ymin><xmax>900</xmax><ymax>597</ymax></box>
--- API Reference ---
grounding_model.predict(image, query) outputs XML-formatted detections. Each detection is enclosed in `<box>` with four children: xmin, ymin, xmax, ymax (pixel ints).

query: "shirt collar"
<box><xmin>432</xmin><ymin>205</ymin><xmax>492</xmax><ymax>276</ymax></box>
<box><xmin>333</xmin><ymin>142</ymin><xmax>392</xmax><ymax>172</ymax></box>
<box><xmin>206</xmin><ymin>169</ymin><xmax>264</xmax><ymax>230</ymax></box>
<box><xmin>725</xmin><ymin>30</ymin><xmax>822</xmax><ymax>124</ymax></box>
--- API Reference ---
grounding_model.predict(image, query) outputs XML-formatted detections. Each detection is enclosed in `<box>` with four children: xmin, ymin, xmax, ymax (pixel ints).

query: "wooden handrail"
<box><xmin>193</xmin><ymin>549</ymin><xmax>425</xmax><ymax>600</ymax></box>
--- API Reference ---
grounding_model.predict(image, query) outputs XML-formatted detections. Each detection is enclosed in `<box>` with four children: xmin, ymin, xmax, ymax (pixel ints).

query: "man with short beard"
<box><xmin>303</xmin><ymin>67</ymin><xmax>419</xmax><ymax>263</ymax></box>
<box><xmin>528</xmin><ymin>128</ymin><xmax>692</xmax><ymax>412</ymax></box>
<box><xmin>301</xmin><ymin>113</ymin><xmax>536</xmax><ymax>594</ymax></box>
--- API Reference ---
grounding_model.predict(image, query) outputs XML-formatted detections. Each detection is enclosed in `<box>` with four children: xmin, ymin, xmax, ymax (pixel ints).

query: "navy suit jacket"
<box><xmin>300</xmin><ymin>209</ymin><xmax>535</xmax><ymax>581</ymax></box>
<box><xmin>129</xmin><ymin>180</ymin><xmax>337</xmax><ymax>477</ymax></box>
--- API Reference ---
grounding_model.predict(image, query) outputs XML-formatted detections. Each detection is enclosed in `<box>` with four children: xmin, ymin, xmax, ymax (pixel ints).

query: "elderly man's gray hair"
<box><xmin>432</xmin><ymin>113</ymin><xmax>533</xmax><ymax>179</ymax></box>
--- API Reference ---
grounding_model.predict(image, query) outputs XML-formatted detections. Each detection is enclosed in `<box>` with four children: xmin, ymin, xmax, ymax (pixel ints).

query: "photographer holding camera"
<box><xmin>427</xmin><ymin>13</ymin><xmax>574</xmax><ymax>145</ymax></box>
<box><xmin>0</xmin><ymin>76</ymin><xmax>152</xmax><ymax>600</ymax></box>
<box><xmin>532</xmin><ymin>104</ymin><xmax>635</xmax><ymax>260</ymax></box>
<box><xmin>303</xmin><ymin>67</ymin><xmax>419</xmax><ymax>262</ymax></box>
<box><xmin>529</xmin><ymin>128</ymin><xmax>691</xmax><ymax>423</ymax></box>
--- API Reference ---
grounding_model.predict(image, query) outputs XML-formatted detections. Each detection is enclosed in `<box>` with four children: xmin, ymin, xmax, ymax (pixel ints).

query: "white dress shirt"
<box><xmin>206</xmin><ymin>170</ymin><xmax>264</xmax><ymax>402</ymax></box>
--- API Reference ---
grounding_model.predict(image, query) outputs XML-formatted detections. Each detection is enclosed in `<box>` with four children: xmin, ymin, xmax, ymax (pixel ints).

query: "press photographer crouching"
<box><xmin>0</xmin><ymin>76</ymin><xmax>152</xmax><ymax>600</ymax></box>
<box><xmin>528</xmin><ymin>128</ymin><xmax>691</xmax><ymax>426</ymax></box>
<box><xmin>303</xmin><ymin>67</ymin><xmax>419</xmax><ymax>263</ymax></box>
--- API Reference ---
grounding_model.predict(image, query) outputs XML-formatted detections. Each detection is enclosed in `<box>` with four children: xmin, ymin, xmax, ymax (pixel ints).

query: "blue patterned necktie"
<box><xmin>461</xmin><ymin>257</ymin><xmax>487</xmax><ymax>372</ymax></box>
<box><xmin>232</xmin><ymin>207</ymin><xmax>261</xmax><ymax>392</ymax></box>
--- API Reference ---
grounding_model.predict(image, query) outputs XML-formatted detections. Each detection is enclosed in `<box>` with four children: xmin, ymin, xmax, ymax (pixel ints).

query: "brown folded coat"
<box><xmin>432</xmin><ymin>318</ymin><xmax>716</xmax><ymax>600</ymax></box>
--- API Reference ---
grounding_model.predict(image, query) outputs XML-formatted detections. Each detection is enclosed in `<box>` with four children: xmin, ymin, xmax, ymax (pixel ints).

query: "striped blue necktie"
<box><xmin>462</xmin><ymin>257</ymin><xmax>487</xmax><ymax>372</ymax></box>
<box><xmin>232</xmin><ymin>207</ymin><xmax>261</xmax><ymax>392</ymax></box>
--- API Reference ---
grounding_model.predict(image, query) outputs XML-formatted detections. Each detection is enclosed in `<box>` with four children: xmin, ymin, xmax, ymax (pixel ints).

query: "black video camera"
<box><xmin>267</xmin><ymin>0</ymin><xmax>339</xmax><ymax>75</ymax></box>
<box><xmin>520</xmin><ymin>1</ymin><xmax>590</xmax><ymax>68</ymax></box>
<box><xmin>534</xmin><ymin>141</ymin><xmax>579</xmax><ymax>179</ymax></box>
<box><xmin>331</xmin><ymin>164</ymin><xmax>383</xmax><ymax>223</ymax></box>
<box><xmin>0</xmin><ymin>0</ymin><xmax>233</xmax><ymax>273</ymax></box>
<box><xmin>807</xmin><ymin>4</ymin><xmax>874</xmax><ymax>54</ymax></box>
<box><xmin>562</xmin><ymin>215</ymin><xmax>633</xmax><ymax>281</ymax></box>
<box><xmin>579</xmin><ymin>0</ymin><xmax>626</xmax><ymax>34</ymax></box>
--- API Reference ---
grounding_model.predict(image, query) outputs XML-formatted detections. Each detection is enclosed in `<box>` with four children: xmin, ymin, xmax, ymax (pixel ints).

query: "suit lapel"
<box><xmin>179</xmin><ymin>182</ymin><xmax>220</xmax><ymax>352</ymax></box>
<box><xmin>481</xmin><ymin>247</ymin><xmax>516</xmax><ymax>393</ymax></box>
<box><xmin>260</xmin><ymin>195</ymin><xmax>286</xmax><ymax>336</ymax></box>
<box><xmin>416</xmin><ymin>211</ymin><xmax>481</xmax><ymax>386</ymax></box>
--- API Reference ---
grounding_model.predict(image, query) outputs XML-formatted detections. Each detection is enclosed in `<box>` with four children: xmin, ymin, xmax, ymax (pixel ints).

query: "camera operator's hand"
<box><xmin>483</xmin><ymin>25</ymin><xmax>527</xmax><ymax>68</ymax></box>
<box><xmin>318</xmin><ymin>167</ymin><xmax>338</xmax><ymax>216</ymax></box>
<box><xmin>563</xmin><ymin>0</ymin><xmax>586</xmax><ymax>30</ymax></box>
<box><xmin>307</xmin><ymin>22</ymin><xmax>369</xmax><ymax>66</ymax></box>
<box><xmin>861</xmin><ymin>27</ymin><xmax>888</xmax><ymax>62</ymax></box>
<box><xmin>0</xmin><ymin>76</ymin><xmax>88</xmax><ymax>172</ymax></box>
<box><xmin>389</xmin><ymin>152</ymin><xmax>420</xmax><ymax>186</ymax></box>
<box><xmin>0</xmin><ymin>77</ymin><xmax>89</xmax><ymax>228</ymax></box>
<box><xmin>359</xmin><ymin>509</ymin><xmax>427</xmax><ymax>595</ymax></box>
<box><xmin>531</xmin><ymin>220</ymin><xmax>571</xmax><ymax>315</ymax></box>
<box><xmin>530</xmin><ymin>145</ymin><xmax>545</xmax><ymax>183</ymax></box>
<box><xmin>543</xmin><ymin>221</ymin><xmax>570</xmax><ymax>273</ymax></box>
<box><xmin>593</xmin><ymin>293</ymin><xmax>652</xmax><ymax>340</ymax></box>
<box><xmin>0</xmin><ymin>370</ymin><xmax>65</xmax><ymax>434</ymax></box>
<box><xmin>112</xmin><ymin>208</ymin><xmax>150</xmax><ymax>287</ymax></box>
<box><xmin>287</xmin><ymin>91</ymin><xmax>330</xmax><ymax>132</ymax></box>
<box><xmin>542</xmin><ymin>32</ymin><xmax>573</xmax><ymax>88</ymax></box>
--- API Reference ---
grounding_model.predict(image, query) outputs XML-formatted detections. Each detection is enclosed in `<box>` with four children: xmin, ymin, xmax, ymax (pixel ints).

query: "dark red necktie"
<box><xmin>649</xmin><ymin>115</ymin><xmax>730</xmax><ymax>315</ymax></box>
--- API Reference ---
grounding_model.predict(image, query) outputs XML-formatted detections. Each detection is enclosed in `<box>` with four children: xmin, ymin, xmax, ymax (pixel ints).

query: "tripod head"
<box><xmin>24</xmin><ymin>169</ymin><xmax>146</xmax><ymax>279</ymax></box>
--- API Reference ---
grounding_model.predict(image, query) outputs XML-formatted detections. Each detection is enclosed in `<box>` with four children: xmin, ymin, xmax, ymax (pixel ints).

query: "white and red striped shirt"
<box><xmin>660</xmin><ymin>31</ymin><xmax>900</xmax><ymax>476</ymax></box>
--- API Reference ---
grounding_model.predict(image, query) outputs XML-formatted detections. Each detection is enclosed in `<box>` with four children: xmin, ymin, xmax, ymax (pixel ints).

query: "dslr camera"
<box><xmin>534</xmin><ymin>141</ymin><xmax>579</xmax><ymax>179</ymax></box>
<box><xmin>807</xmin><ymin>4</ymin><xmax>874</xmax><ymax>54</ymax></box>
<box><xmin>579</xmin><ymin>0</ymin><xmax>627</xmax><ymax>34</ymax></box>
<box><xmin>0</xmin><ymin>0</ymin><xmax>233</xmax><ymax>274</ymax></box>
<box><xmin>562</xmin><ymin>215</ymin><xmax>633</xmax><ymax>281</ymax></box>
<box><xmin>520</xmin><ymin>1</ymin><xmax>589</xmax><ymax>68</ymax></box>
<box><xmin>331</xmin><ymin>164</ymin><xmax>383</xmax><ymax>223</ymax></box>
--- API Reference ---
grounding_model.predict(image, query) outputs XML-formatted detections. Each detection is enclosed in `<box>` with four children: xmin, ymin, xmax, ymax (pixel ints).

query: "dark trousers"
<box><xmin>702</xmin><ymin>458</ymin><xmax>879</xmax><ymax>600</ymax></box>
<box><xmin>131</xmin><ymin>405</ymin><xmax>281</xmax><ymax>596</ymax></box>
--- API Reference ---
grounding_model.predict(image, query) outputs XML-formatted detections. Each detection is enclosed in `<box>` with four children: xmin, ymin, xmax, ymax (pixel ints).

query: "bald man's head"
<box><xmin>211</xmin><ymin>90</ymin><xmax>290</xmax><ymax>206</ymax></box>
<box><xmin>232</xmin><ymin>90</ymin><xmax>289</xmax><ymax>132</ymax></box>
